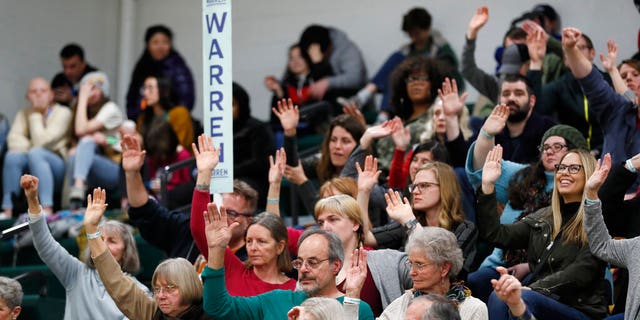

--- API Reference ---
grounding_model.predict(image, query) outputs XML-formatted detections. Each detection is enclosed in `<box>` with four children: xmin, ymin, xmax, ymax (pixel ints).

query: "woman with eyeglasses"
<box><xmin>478</xmin><ymin>145</ymin><xmax>608</xmax><ymax>320</ymax></box>
<box><xmin>466</xmin><ymin>108</ymin><xmax>589</xmax><ymax>302</ymax></box>
<box><xmin>19</xmin><ymin>175</ymin><xmax>150</xmax><ymax>320</ymax></box>
<box><xmin>375</xmin><ymin>226</ymin><xmax>487</xmax><ymax>320</ymax></box>
<box><xmin>80</xmin><ymin>187</ymin><xmax>211</xmax><ymax>319</ymax></box>
<box><xmin>189</xmin><ymin>135</ymin><xmax>298</xmax><ymax>296</ymax></box>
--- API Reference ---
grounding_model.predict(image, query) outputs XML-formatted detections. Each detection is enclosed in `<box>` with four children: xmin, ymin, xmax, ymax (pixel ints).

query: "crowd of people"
<box><xmin>2</xmin><ymin>2</ymin><xmax>640</xmax><ymax>320</ymax></box>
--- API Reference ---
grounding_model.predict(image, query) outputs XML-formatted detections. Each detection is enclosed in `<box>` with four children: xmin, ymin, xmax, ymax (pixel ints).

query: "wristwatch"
<box><xmin>402</xmin><ymin>218</ymin><xmax>419</xmax><ymax>233</ymax></box>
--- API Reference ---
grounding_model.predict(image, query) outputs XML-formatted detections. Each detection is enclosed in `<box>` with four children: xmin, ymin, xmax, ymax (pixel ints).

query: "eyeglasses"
<box><xmin>408</xmin><ymin>182</ymin><xmax>440</xmax><ymax>193</ymax></box>
<box><xmin>555</xmin><ymin>164</ymin><xmax>583</xmax><ymax>174</ymax></box>
<box><xmin>139</xmin><ymin>85</ymin><xmax>158</xmax><ymax>95</ymax></box>
<box><xmin>405</xmin><ymin>260</ymin><xmax>435</xmax><ymax>272</ymax></box>
<box><xmin>405</xmin><ymin>75</ymin><xmax>430</xmax><ymax>84</ymax></box>
<box><xmin>153</xmin><ymin>284</ymin><xmax>178</xmax><ymax>295</ymax></box>
<box><xmin>292</xmin><ymin>258</ymin><xmax>330</xmax><ymax>270</ymax></box>
<box><xmin>538</xmin><ymin>143</ymin><xmax>568</xmax><ymax>153</ymax></box>
<box><xmin>226</xmin><ymin>209</ymin><xmax>253</xmax><ymax>219</ymax></box>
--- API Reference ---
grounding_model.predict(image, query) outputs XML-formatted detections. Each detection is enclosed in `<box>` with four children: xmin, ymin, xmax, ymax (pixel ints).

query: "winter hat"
<box><xmin>80</xmin><ymin>71</ymin><xmax>110</xmax><ymax>98</ymax></box>
<box><xmin>541</xmin><ymin>124</ymin><xmax>588</xmax><ymax>150</ymax></box>
<box><xmin>498</xmin><ymin>43</ymin><xmax>530</xmax><ymax>75</ymax></box>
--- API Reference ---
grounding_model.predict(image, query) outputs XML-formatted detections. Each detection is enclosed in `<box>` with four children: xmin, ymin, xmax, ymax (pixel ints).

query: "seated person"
<box><xmin>0</xmin><ymin>276</ymin><xmax>22</xmax><ymax>320</ymax></box>
<box><xmin>2</xmin><ymin>77</ymin><xmax>71</xmax><ymax>218</ymax></box>
<box><xmin>68</xmin><ymin>71</ymin><xmax>125</xmax><ymax>207</ymax></box>
<box><xmin>52</xmin><ymin>43</ymin><xmax>98</xmax><ymax>106</ymax></box>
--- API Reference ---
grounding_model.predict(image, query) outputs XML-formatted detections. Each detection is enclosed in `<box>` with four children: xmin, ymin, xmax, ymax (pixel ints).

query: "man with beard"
<box><xmin>202</xmin><ymin>228</ymin><xmax>374</xmax><ymax>319</ymax></box>
<box><xmin>479</xmin><ymin>74</ymin><xmax>556</xmax><ymax>164</ymax></box>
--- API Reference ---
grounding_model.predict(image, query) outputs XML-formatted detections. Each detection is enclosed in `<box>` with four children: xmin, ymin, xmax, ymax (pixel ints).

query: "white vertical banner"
<box><xmin>202</xmin><ymin>0</ymin><xmax>233</xmax><ymax>193</ymax></box>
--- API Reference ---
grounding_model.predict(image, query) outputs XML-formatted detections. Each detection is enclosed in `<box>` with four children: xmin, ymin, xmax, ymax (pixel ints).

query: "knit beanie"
<box><xmin>80</xmin><ymin>71</ymin><xmax>110</xmax><ymax>98</ymax></box>
<box><xmin>540</xmin><ymin>124</ymin><xmax>587</xmax><ymax>150</ymax></box>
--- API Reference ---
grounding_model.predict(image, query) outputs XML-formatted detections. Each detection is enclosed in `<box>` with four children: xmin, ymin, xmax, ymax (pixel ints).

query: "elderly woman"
<box><xmin>83</xmin><ymin>187</ymin><xmax>210</xmax><ymax>319</ymax></box>
<box><xmin>376</xmin><ymin>226</ymin><xmax>487</xmax><ymax>320</ymax></box>
<box><xmin>20</xmin><ymin>175</ymin><xmax>147</xmax><ymax>320</ymax></box>
<box><xmin>287</xmin><ymin>297</ymin><xmax>346</xmax><ymax>320</ymax></box>
<box><xmin>478</xmin><ymin>145</ymin><xmax>608</xmax><ymax>319</ymax></box>
<box><xmin>0</xmin><ymin>277</ymin><xmax>22</xmax><ymax>320</ymax></box>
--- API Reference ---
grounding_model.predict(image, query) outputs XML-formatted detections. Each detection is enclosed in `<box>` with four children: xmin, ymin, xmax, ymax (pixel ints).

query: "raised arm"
<box><xmin>439</xmin><ymin>77</ymin><xmax>469</xmax><ymax>142</ymax></box>
<box><xmin>472</xmin><ymin>104</ymin><xmax>509</xmax><ymax>170</ymax></box>
<box><xmin>84</xmin><ymin>187</ymin><xmax>157</xmax><ymax>319</ymax></box>
<box><xmin>190</xmin><ymin>134</ymin><xmax>221</xmax><ymax>259</ymax></box>
<box><xmin>599</xmin><ymin>40</ymin><xmax>628</xmax><ymax>95</ymax></box>
<box><xmin>466</xmin><ymin>6</ymin><xmax>489</xmax><ymax>41</ymax></box>
<box><xmin>356</xmin><ymin>155</ymin><xmax>380</xmax><ymax>247</ymax></box>
<box><xmin>204</xmin><ymin>203</ymin><xmax>239</xmax><ymax>269</ymax></box>
<box><xmin>266</xmin><ymin>148</ymin><xmax>286</xmax><ymax>216</ymax></box>
<box><xmin>121</xmin><ymin>135</ymin><xmax>148</xmax><ymax>207</ymax></box>
<box><xmin>562</xmin><ymin>28</ymin><xmax>593</xmax><ymax>79</ymax></box>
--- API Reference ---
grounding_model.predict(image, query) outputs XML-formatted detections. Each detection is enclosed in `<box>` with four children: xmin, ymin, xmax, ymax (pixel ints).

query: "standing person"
<box><xmin>68</xmin><ymin>71</ymin><xmax>124</xmax><ymax>207</ymax></box>
<box><xmin>0</xmin><ymin>277</ymin><xmax>22</xmax><ymax>320</ymax></box>
<box><xmin>478</xmin><ymin>145</ymin><xmax>608</xmax><ymax>320</ymax></box>
<box><xmin>51</xmin><ymin>43</ymin><xmax>98</xmax><ymax>106</ymax></box>
<box><xmin>126</xmin><ymin>25</ymin><xmax>195</xmax><ymax>120</ymax></box>
<box><xmin>2</xmin><ymin>77</ymin><xmax>71</xmax><ymax>218</ymax></box>
<box><xmin>20</xmin><ymin>175</ymin><xmax>148</xmax><ymax>320</ymax></box>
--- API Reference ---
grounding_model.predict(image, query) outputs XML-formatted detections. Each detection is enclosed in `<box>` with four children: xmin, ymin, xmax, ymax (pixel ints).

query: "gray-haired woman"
<box><xmin>377</xmin><ymin>226</ymin><xmax>487</xmax><ymax>320</ymax></box>
<box><xmin>0</xmin><ymin>277</ymin><xmax>22</xmax><ymax>320</ymax></box>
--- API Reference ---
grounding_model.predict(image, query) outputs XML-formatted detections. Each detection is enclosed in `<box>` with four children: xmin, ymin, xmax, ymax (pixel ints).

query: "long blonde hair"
<box><xmin>413</xmin><ymin>162</ymin><xmax>465</xmax><ymax>230</ymax></box>
<box><xmin>420</xmin><ymin>97</ymin><xmax>473</xmax><ymax>143</ymax></box>
<box><xmin>550</xmin><ymin>149</ymin><xmax>596</xmax><ymax>246</ymax></box>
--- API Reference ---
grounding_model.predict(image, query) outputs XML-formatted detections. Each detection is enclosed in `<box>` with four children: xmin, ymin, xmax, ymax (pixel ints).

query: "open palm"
<box><xmin>193</xmin><ymin>134</ymin><xmax>220</xmax><ymax>173</ymax></box>
<box><xmin>385</xmin><ymin>189</ymin><xmax>414</xmax><ymax>223</ymax></box>
<box><xmin>482</xmin><ymin>145</ymin><xmax>503</xmax><ymax>186</ymax></box>
<box><xmin>357</xmin><ymin>155</ymin><xmax>381</xmax><ymax>192</ymax></box>
<box><xmin>585</xmin><ymin>153</ymin><xmax>611</xmax><ymax>193</ymax></box>
<box><xmin>203</xmin><ymin>202</ymin><xmax>237</xmax><ymax>249</ymax></box>
<box><xmin>121</xmin><ymin>135</ymin><xmax>146</xmax><ymax>172</ymax></box>
<box><xmin>273</xmin><ymin>98</ymin><xmax>300</xmax><ymax>133</ymax></box>
<box><xmin>84</xmin><ymin>188</ymin><xmax>108</xmax><ymax>228</ymax></box>
<box><xmin>468</xmin><ymin>6</ymin><xmax>489</xmax><ymax>32</ymax></box>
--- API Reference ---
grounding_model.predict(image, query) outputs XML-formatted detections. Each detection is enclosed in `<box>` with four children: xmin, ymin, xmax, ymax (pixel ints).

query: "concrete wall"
<box><xmin>1</xmin><ymin>0</ymin><xmax>638</xmax><ymax>123</ymax></box>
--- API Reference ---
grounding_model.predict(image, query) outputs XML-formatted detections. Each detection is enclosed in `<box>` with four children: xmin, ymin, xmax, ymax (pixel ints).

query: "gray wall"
<box><xmin>1</xmin><ymin>0</ymin><xmax>638</xmax><ymax>123</ymax></box>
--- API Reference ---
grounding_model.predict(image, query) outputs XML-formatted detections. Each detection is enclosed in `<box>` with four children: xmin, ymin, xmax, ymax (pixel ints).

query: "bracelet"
<box><xmin>402</xmin><ymin>218</ymin><xmax>419</xmax><ymax>233</ymax></box>
<box><xmin>479</xmin><ymin>128</ymin><xmax>494</xmax><ymax>139</ymax></box>
<box><xmin>626</xmin><ymin>159</ymin><xmax>637</xmax><ymax>173</ymax></box>
<box><xmin>86</xmin><ymin>231</ymin><xmax>102</xmax><ymax>240</ymax></box>
<box><xmin>343</xmin><ymin>296</ymin><xmax>360</xmax><ymax>305</ymax></box>
<box><xmin>195</xmin><ymin>184</ymin><xmax>210</xmax><ymax>191</ymax></box>
<box><xmin>584</xmin><ymin>198</ymin><xmax>600</xmax><ymax>205</ymax></box>
<box><xmin>267</xmin><ymin>198</ymin><xmax>280</xmax><ymax>203</ymax></box>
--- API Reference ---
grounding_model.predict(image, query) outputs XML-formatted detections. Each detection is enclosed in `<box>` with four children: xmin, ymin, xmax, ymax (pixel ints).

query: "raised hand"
<box><xmin>272</xmin><ymin>98</ymin><xmax>300</xmax><ymax>136</ymax></box>
<box><xmin>283</xmin><ymin>161</ymin><xmax>308</xmax><ymax>185</ymax></box>
<box><xmin>585</xmin><ymin>153</ymin><xmax>611</xmax><ymax>198</ymax></box>
<box><xmin>526</xmin><ymin>28</ymin><xmax>548</xmax><ymax>65</ymax></box>
<box><xmin>20</xmin><ymin>174</ymin><xmax>39</xmax><ymax>201</ymax></box>
<box><xmin>384</xmin><ymin>189</ymin><xmax>415</xmax><ymax>225</ymax></box>
<box><xmin>391</xmin><ymin>122</ymin><xmax>411</xmax><ymax>151</ymax></box>
<box><xmin>121</xmin><ymin>135</ymin><xmax>146</xmax><ymax>172</ymax></box>
<box><xmin>344</xmin><ymin>247</ymin><xmax>368</xmax><ymax>298</ymax></box>
<box><xmin>521</xmin><ymin>20</ymin><xmax>545</xmax><ymax>35</ymax></box>
<box><xmin>83</xmin><ymin>188</ymin><xmax>108</xmax><ymax>231</ymax></box>
<box><xmin>192</xmin><ymin>134</ymin><xmax>221</xmax><ymax>174</ymax></box>
<box><xmin>356</xmin><ymin>155</ymin><xmax>381</xmax><ymax>193</ymax></box>
<box><xmin>599</xmin><ymin>40</ymin><xmax>619</xmax><ymax>73</ymax></box>
<box><xmin>481</xmin><ymin>145</ymin><xmax>503</xmax><ymax>193</ymax></box>
<box><xmin>268</xmin><ymin>148</ymin><xmax>287</xmax><ymax>184</ymax></box>
<box><xmin>561</xmin><ymin>27</ymin><xmax>582</xmax><ymax>50</ymax></box>
<box><xmin>482</xmin><ymin>104</ymin><xmax>509</xmax><ymax>136</ymax></box>
<box><xmin>438</xmin><ymin>78</ymin><xmax>468</xmax><ymax>117</ymax></box>
<box><xmin>342</xmin><ymin>102</ymin><xmax>366</xmax><ymax>128</ymax></box>
<box><xmin>203</xmin><ymin>202</ymin><xmax>238</xmax><ymax>249</ymax></box>
<box><xmin>467</xmin><ymin>6</ymin><xmax>489</xmax><ymax>39</ymax></box>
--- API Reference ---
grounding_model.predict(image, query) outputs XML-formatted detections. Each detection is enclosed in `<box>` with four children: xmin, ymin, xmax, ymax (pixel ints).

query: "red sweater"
<box><xmin>388</xmin><ymin>148</ymin><xmax>413</xmax><ymax>189</ymax></box>
<box><xmin>223</xmin><ymin>248</ymin><xmax>296</xmax><ymax>296</ymax></box>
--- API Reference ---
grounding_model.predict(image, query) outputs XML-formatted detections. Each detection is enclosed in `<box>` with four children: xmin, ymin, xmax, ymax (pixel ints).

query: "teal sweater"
<box><xmin>202</xmin><ymin>266</ymin><xmax>374</xmax><ymax>320</ymax></box>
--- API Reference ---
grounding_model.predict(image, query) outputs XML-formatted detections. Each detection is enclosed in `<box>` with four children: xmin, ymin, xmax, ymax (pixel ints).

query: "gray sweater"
<box><xmin>30</xmin><ymin>213</ymin><xmax>148</xmax><ymax>320</ymax></box>
<box><xmin>584</xmin><ymin>200</ymin><xmax>640</xmax><ymax>320</ymax></box>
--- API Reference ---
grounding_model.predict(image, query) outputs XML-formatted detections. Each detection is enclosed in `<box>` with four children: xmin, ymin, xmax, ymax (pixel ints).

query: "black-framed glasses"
<box><xmin>404</xmin><ymin>260</ymin><xmax>435</xmax><ymax>272</ymax></box>
<box><xmin>153</xmin><ymin>284</ymin><xmax>178</xmax><ymax>295</ymax></box>
<box><xmin>226</xmin><ymin>209</ymin><xmax>253</xmax><ymax>219</ymax></box>
<box><xmin>292</xmin><ymin>258</ymin><xmax>330</xmax><ymax>270</ymax></box>
<box><xmin>538</xmin><ymin>143</ymin><xmax>568</xmax><ymax>153</ymax></box>
<box><xmin>405</xmin><ymin>75</ymin><xmax>430</xmax><ymax>84</ymax></box>
<box><xmin>554</xmin><ymin>164</ymin><xmax>583</xmax><ymax>174</ymax></box>
<box><xmin>408</xmin><ymin>182</ymin><xmax>440</xmax><ymax>193</ymax></box>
